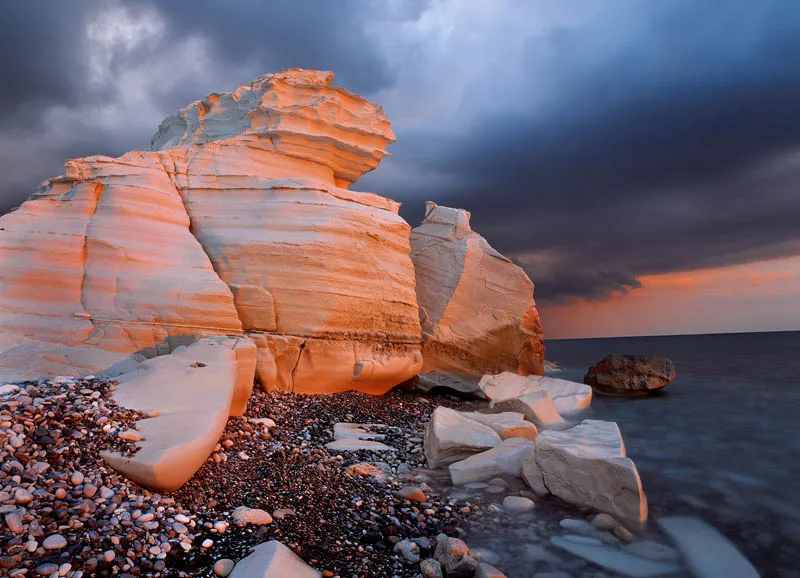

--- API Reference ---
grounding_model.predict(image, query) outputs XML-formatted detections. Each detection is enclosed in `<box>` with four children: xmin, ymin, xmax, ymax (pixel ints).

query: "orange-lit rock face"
<box><xmin>0</xmin><ymin>69</ymin><xmax>422</xmax><ymax>395</ymax></box>
<box><xmin>411</xmin><ymin>202</ymin><xmax>544</xmax><ymax>377</ymax></box>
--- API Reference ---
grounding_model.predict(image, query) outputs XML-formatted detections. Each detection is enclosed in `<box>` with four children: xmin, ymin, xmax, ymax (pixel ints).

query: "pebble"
<box><xmin>213</xmin><ymin>521</ymin><xmax>228</xmax><ymax>533</ymax></box>
<box><xmin>232</xmin><ymin>506</ymin><xmax>273</xmax><ymax>525</ymax></box>
<box><xmin>591</xmin><ymin>513</ymin><xmax>619</xmax><ymax>530</ymax></box>
<box><xmin>213</xmin><ymin>558</ymin><xmax>235</xmax><ymax>577</ymax></box>
<box><xmin>173</xmin><ymin>522</ymin><xmax>189</xmax><ymax>534</ymax></box>
<box><xmin>397</xmin><ymin>485</ymin><xmax>427</xmax><ymax>503</ymax></box>
<box><xmin>14</xmin><ymin>488</ymin><xmax>33</xmax><ymax>505</ymax></box>
<box><xmin>393</xmin><ymin>539</ymin><xmax>421</xmax><ymax>563</ymax></box>
<box><xmin>202</xmin><ymin>539</ymin><xmax>214</xmax><ymax>549</ymax></box>
<box><xmin>613</xmin><ymin>525</ymin><xmax>636</xmax><ymax>543</ymax></box>
<box><xmin>174</xmin><ymin>513</ymin><xmax>191</xmax><ymax>524</ymax></box>
<box><xmin>103</xmin><ymin>550</ymin><xmax>115</xmax><ymax>563</ymax></box>
<box><xmin>503</xmin><ymin>496</ymin><xmax>535</xmax><ymax>514</ymax></box>
<box><xmin>4</xmin><ymin>511</ymin><xmax>24</xmax><ymax>534</ymax></box>
<box><xmin>421</xmin><ymin>558</ymin><xmax>444</xmax><ymax>578</ymax></box>
<box><xmin>82</xmin><ymin>484</ymin><xmax>98</xmax><ymax>498</ymax></box>
<box><xmin>36</xmin><ymin>563</ymin><xmax>58</xmax><ymax>576</ymax></box>
<box><xmin>42</xmin><ymin>534</ymin><xmax>67</xmax><ymax>550</ymax></box>
<box><xmin>70</xmin><ymin>471</ymin><xmax>85</xmax><ymax>485</ymax></box>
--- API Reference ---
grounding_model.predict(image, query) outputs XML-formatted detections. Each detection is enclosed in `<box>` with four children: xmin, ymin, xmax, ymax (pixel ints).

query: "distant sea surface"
<box><xmin>546</xmin><ymin>331</ymin><xmax>800</xmax><ymax>576</ymax></box>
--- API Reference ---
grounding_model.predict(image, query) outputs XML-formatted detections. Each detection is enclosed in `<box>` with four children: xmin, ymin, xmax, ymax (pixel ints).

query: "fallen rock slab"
<box><xmin>584</xmin><ymin>355</ymin><xmax>676</xmax><ymax>396</ymax></box>
<box><xmin>658</xmin><ymin>516</ymin><xmax>758</xmax><ymax>578</ymax></box>
<box><xmin>101</xmin><ymin>337</ymin><xmax>240</xmax><ymax>491</ymax></box>
<box><xmin>449</xmin><ymin>438</ymin><xmax>535</xmax><ymax>485</ymax></box>
<box><xmin>457</xmin><ymin>411</ymin><xmax>538</xmax><ymax>440</ymax></box>
<box><xmin>414</xmin><ymin>373</ymin><xmax>485</xmax><ymax>397</ymax></box>
<box><xmin>229</xmin><ymin>540</ymin><xmax>321</xmax><ymax>577</ymax></box>
<box><xmin>536</xmin><ymin>420</ymin><xmax>648</xmax><ymax>527</ymax></box>
<box><xmin>480</xmin><ymin>372</ymin><xmax>592</xmax><ymax>415</ymax></box>
<box><xmin>488</xmin><ymin>391</ymin><xmax>566</xmax><ymax>428</ymax></box>
<box><xmin>551</xmin><ymin>536</ymin><xmax>680</xmax><ymax>577</ymax></box>
<box><xmin>424</xmin><ymin>407</ymin><xmax>502</xmax><ymax>468</ymax></box>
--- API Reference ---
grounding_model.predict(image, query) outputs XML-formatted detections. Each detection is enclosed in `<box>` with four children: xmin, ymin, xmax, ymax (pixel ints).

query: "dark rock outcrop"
<box><xmin>584</xmin><ymin>355</ymin><xmax>676</xmax><ymax>396</ymax></box>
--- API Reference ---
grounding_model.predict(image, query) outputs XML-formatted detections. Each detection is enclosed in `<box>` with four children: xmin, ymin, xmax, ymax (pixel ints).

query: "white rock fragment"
<box><xmin>550</xmin><ymin>536</ymin><xmax>680</xmax><ymax>577</ymax></box>
<box><xmin>229</xmin><ymin>540</ymin><xmax>321</xmax><ymax>577</ymax></box>
<box><xmin>449</xmin><ymin>438</ymin><xmax>535</xmax><ymax>485</ymax></box>
<box><xmin>424</xmin><ymin>407</ymin><xmax>501</xmax><ymax>468</ymax></box>
<box><xmin>480</xmin><ymin>372</ymin><xmax>592</xmax><ymax>415</ymax></box>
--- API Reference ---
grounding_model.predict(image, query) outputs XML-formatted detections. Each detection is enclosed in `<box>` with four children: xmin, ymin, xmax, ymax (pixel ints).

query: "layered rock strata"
<box><xmin>0</xmin><ymin>69</ymin><xmax>422</xmax><ymax>394</ymax></box>
<box><xmin>410</xmin><ymin>202</ymin><xmax>545</xmax><ymax>378</ymax></box>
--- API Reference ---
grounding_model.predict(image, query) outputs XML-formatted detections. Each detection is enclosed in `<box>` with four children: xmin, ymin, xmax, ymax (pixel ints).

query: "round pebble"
<box><xmin>214</xmin><ymin>558</ymin><xmax>235</xmax><ymax>577</ymax></box>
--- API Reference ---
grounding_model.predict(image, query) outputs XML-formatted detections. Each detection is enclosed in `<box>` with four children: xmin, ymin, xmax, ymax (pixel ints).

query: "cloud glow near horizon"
<box><xmin>1</xmin><ymin>0</ymin><xmax>799</xmax><ymax>337</ymax></box>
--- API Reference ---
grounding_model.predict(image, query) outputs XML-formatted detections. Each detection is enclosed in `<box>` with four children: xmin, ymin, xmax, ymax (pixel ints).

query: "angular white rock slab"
<box><xmin>457</xmin><ymin>411</ymin><xmax>538</xmax><ymax>440</ymax></box>
<box><xmin>488</xmin><ymin>391</ymin><xmax>565</xmax><ymax>428</ymax></box>
<box><xmin>424</xmin><ymin>406</ymin><xmax>502</xmax><ymax>468</ymax></box>
<box><xmin>325</xmin><ymin>423</ymin><xmax>397</xmax><ymax>452</ymax></box>
<box><xmin>449</xmin><ymin>437</ymin><xmax>535</xmax><ymax>485</ymax></box>
<box><xmin>658</xmin><ymin>516</ymin><xmax>758</xmax><ymax>578</ymax></box>
<box><xmin>101</xmin><ymin>337</ymin><xmax>238</xmax><ymax>491</ymax></box>
<box><xmin>536</xmin><ymin>420</ymin><xmax>648</xmax><ymax>527</ymax></box>
<box><xmin>550</xmin><ymin>537</ymin><xmax>680</xmax><ymax>577</ymax></box>
<box><xmin>480</xmin><ymin>372</ymin><xmax>592</xmax><ymax>415</ymax></box>
<box><xmin>229</xmin><ymin>540</ymin><xmax>321</xmax><ymax>578</ymax></box>
<box><xmin>521</xmin><ymin>451</ymin><xmax>548</xmax><ymax>495</ymax></box>
<box><xmin>325</xmin><ymin>439</ymin><xmax>397</xmax><ymax>452</ymax></box>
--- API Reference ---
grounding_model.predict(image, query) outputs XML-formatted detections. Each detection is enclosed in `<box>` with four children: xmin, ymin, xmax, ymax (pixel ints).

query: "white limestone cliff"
<box><xmin>410</xmin><ymin>202</ymin><xmax>545</xmax><ymax>377</ymax></box>
<box><xmin>0</xmin><ymin>69</ymin><xmax>422</xmax><ymax>396</ymax></box>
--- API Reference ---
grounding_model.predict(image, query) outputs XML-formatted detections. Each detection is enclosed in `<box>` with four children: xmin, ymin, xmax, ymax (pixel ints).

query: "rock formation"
<box><xmin>410</xmin><ymin>202</ymin><xmax>545</xmax><ymax>378</ymax></box>
<box><xmin>479</xmin><ymin>372</ymin><xmax>593</xmax><ymax>415</ymax></box>
<box><xmin>0</xmin><ymin>69</ymin><xmax>422</xmax><ymax>395</ymax></box>
<box><xmin>584</xmin><ymin>355</ymin><xmax>676</xmax><ymax>396</ymax></box>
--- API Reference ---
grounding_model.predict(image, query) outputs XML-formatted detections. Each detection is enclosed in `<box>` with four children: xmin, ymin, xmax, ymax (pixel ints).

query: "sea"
<box><xmin>545</xmin><ymin>330</ymin><xmax>800</xmax><ymax>576</ymax></box>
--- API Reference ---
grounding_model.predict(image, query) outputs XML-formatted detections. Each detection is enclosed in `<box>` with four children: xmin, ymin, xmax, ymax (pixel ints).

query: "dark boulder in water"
<box><xmin>584</xmin><ymin>355</ymin><xmax>676</xmax><ymax>396</ymax></box>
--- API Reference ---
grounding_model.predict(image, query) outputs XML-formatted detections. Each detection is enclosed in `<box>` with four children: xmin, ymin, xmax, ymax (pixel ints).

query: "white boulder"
<box><xmin>457</xmin><ymin>411</ymin><xmax>538</xmax><ymax>440</ymax></box>
<box><xmin>424</xmin><ymin>407</ymin><xmax>502</xmax><ymax>468</ymax></box>
<box><xmin>488</xmin><ymin>391</ymin><xmax>565</xmax><ymax>428</ymax></box>
<box><xmin>229</xmin><ymin>540</ymin><xmax>320</xmax><ymax>578</ymax></box>
<box><xmin>535</xmin><ymin>420</ymin><xmax>648</xmax><ymax>527</ymax></box>
<box><xmin>449</xmin><ymin>437</ymin><xmax>535</xmax><ymax>485</ymax></box>
<box><xmin>480</xmin><ymin>372</ymin><xmax>592</xmax><ymax>415</ymax></box>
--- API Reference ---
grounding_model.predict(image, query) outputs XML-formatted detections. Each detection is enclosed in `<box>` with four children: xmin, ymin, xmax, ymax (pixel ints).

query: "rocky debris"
<box><xmin>475</xmin><ymin>562</ymin><xmax>508</xmax><ymax>577</ymax></box>
<box><xmin>535</xmin><ymin>420</ymin><xmax>648</xmax><ymax>527</ymax></box>
<box><xmin>411</xmin><ymin>374</ymin><xmax>486</xmax><ymax>397</ymax></box>
<box><xmin>232</xmin><ymin>507</ymin><xmax>273</xmax><ymax>526</ymax></box>
<box><xmin>487</xmin><ymin>391</ymin><xmax>566</xmax><ymax>428</ymax></box>
<box><xmin>0</xmin><ymin>69</ymin><xmax>422</xmax><ymax>396</ymax></box>
<box><xmin>410</xmin><ymin>202</ymin><xmax>545</xmax><ymax>378</ymax></box>
<box><xmin>424</xmin><ymin>407</ymin><xmax>502</xmax><ymax>468</ymax></box>
<box><xmin>397</xmin><ymin>485</ymin><xmax>428</xmax><ymax>503</ymax></box>
<box><xmin>584</xmin><ymin>355</ymin><xmax>676</xmax><ymax>396</ymax></box>
<box><xmin>325</xmin><ymin>422</ymin><xmax>399</xmax><ymax>452</ymax></box>
<box><xmin>457</xmin><ymin>411</ymin><xmax>538</xmax><ymax>441</ymax></box>
<box><xmin>393</xmin><ymin>539</ymin><xmax>421</xmax><ymax>563</ymax></box>
<box><xmin>433</xmin><ymin>533</ymin><xmax>478</xmax><ymax>577</ymax></box>
<box><xmin>550</xmin><ymin>536</ymin><xmax>680</xmax><ymax>577</ymax></box>
<box><xmin>101</xmin><ymin>337</ymin><xmax>246</xmax><ymax>491</ymax></box>
<box><xmin>345</xmin><ymin>462</ymin><xmax>390</xmax><ymax>485</ymax></box>
<box><xmin>479</xmin><ymin>372</ymin><xmax>592</xmax><ymax>416</ymax></box>
<box><xmin>420</xmin><ymin>557</ymin><xmax>445</xmax><ymax>577</ymax></box>
<box><xmin>0</xmin><ymin>376</ymin><xmax>210</xmax><ymax>576</ymax></box>
<box><xmin>658</xmin><ymin>516</ymin><xmax>759</xmax><ymax>578</ymax></box>
<box><xmin>228</xmin><ymin>540</ymin><xmax>321</xmax><ymax>577</ymax></box>
<box><xmin>449</xmin><ymin>438</ymin><xmax>535</xmax><ymax>485</ymax></box>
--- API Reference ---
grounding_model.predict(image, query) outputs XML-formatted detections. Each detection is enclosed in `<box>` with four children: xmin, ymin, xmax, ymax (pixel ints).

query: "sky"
<box><xmin>1</xmin><ymin>0</ymin><xmax>799</xmax><ymax>339</ymax></box>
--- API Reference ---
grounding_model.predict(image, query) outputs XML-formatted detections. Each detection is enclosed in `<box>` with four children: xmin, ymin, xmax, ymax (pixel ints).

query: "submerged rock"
<box><xmin>410</xmin><ymin>202</ymin><xmax>545</xmax><ymax>378</ymax></box>
<box><xmin>449</xmin><ymin>437</ymin><xmax>535</xmax><ymax>485</ymax></box>
<box><xmin>433</xmin><ymin>534</ymin><xmax>478</xmax><ymax>578</ymax></box>
<box><xmin>584</xmin><ymin>355</ymin><xmax>676</xmax><ymax>396</ymax></box>
<box><xmin>550</xmin><ymin>536</ymin><xmax>680</xmax><ymax>577</ymax></box>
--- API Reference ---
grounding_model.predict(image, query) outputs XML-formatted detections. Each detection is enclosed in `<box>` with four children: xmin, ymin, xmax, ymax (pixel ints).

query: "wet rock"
<box><xmin>521</xmin><ymin>451</ymin><xmax>548</xmax><ymax>495</ymax></box>
<box><xmin>420</xmin><ymin>558</ymin><xmax>444</xmax><ymax>578</ymax></box>
<box><xmin>433</xmin><ymin>534</ymin><xmax>478</xmax><ymax>578</ymax></box>
<box><xmin>346</xmin><ymin>462</ymin><xmax>389</xmax><ymax>484</ymax></box>
<box><xmin>503</xmin><ymin>495</ymin><xmax>535</xmax><ymax>514</ymax></box>
<box><xmin>584</xmin><ymin>355</ymin><xmax>676</xmax><ymax>396</ymax></box>
<box><xmin>394</xmin><ymin>539</ymin><xmax>421</xmax><ymax>563</ymax></box>
<box><xmin>551</xmin><ymin>536</ymin><xmax>680</xmax><ymax>577</ymax></box>
<box><xmin>42</xmin><ymin>534</ymin><xmax>67</xmax><ymax>550</ymax></box>
<box><xmin>398</xmin><ymin>485</ymin><xmax>428</xmax><ymax>503</ymax></box>
<box><xmin>476</xmin><ymin>563</ymin><xmax>508</xmax><ymax>578</ymax></box>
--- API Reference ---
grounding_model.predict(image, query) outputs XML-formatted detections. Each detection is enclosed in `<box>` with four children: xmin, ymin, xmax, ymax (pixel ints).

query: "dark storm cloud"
<box><xmin>0</xmin><ymin>1</ymin><xmax>103</xmax><ymax>125</ymax></box>
<box><xmin>133</xmin><ymin>0</ymin><xmax>399</xmax><ymax>97</ymax></box>
<box><xmin>381</xmin><ymin>1</ymin><xmax>800</xmax><ymax>301</ymax></box>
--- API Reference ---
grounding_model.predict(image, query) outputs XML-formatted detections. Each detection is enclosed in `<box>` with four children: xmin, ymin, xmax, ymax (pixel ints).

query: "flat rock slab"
<box><xmin>489</xmin><ymin>391</ymin><xmax>565</xmax><ymax>428</ymax></box>
<box><xmin>326</xmin><ymin>423</ymin><xmax>398</xmax><ymax>452</ymax></box>
<box><xmin>457</xmin><ymin>411</ymin><xmax>538</xmax><ymax>440</ymax></box>
<box><xmin>424</xmin><ymin>406</ymin><xmax>502</xmax><ymax>468</ymax></box>
<box><xmin>551</xmin><ymin>537</ymin><xmax>680</xmax><ymax>577</ymax></box>
<box><xmin>449</xmin><ymin>438</ymin><xmax>535</xmax><ymax>485</ymax></box>
<box><xmin>230</xmin><ymin>540</ymin><xmax>320</xmax><ymax>577</ymax></box>
<box><xmin>101</xmin><ymin>337</ymin><xmax>239</xmax><ymax>491</ymax></box>
<box><xmin>325</xmin><ymin>439</ymin><xmax>397</xmax><ymax>452</ymax></box>
<box><xmin>480</xmin><ymin>372</ymin><xmax>592</xmax><ymax>415</ymax></box>
<box><xmin>536</xmin><ymin>420</ymin><xmax>648</xmax><ymax>527</ymax></box>
<box><xmin>658</xmin><ymin>516</ymin><xmax>758</xmax><ymax>578</ymax></box>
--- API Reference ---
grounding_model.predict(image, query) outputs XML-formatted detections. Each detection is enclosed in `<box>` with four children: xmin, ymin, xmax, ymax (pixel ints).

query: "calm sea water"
<box><xmin>546</xmin><ymin>331</ymin><xmax>800</xmax><ymax>576</ymax></box>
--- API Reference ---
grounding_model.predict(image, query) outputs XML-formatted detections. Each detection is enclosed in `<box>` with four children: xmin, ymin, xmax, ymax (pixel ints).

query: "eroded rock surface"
<box><xmin>0</xmin><ymin>69</ymin><xmax>422</xmax><ymax>394</ymax></box>
<box><xmin>411</xmin><ymin>202</ymin><xmax>544</xmax><ymax>377</ymax></box>
<box><xmin>480</xmin><ymin>372</ymin><xmax>592</xmax><ymax>415</ymax></box>
<box><xmin>424</xmin><ymin>407</ymin><xmax>502</xmax><ymax>468</ymax></box>
<box><xmin>584</xmin><ymin>355</ymin><xmax>676</xmax><ymax>396</ymax></box>
<box><xmin>229</xmin><ymin>540</ymin><xmax>321</xmax><ymax>578</ymax></box>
